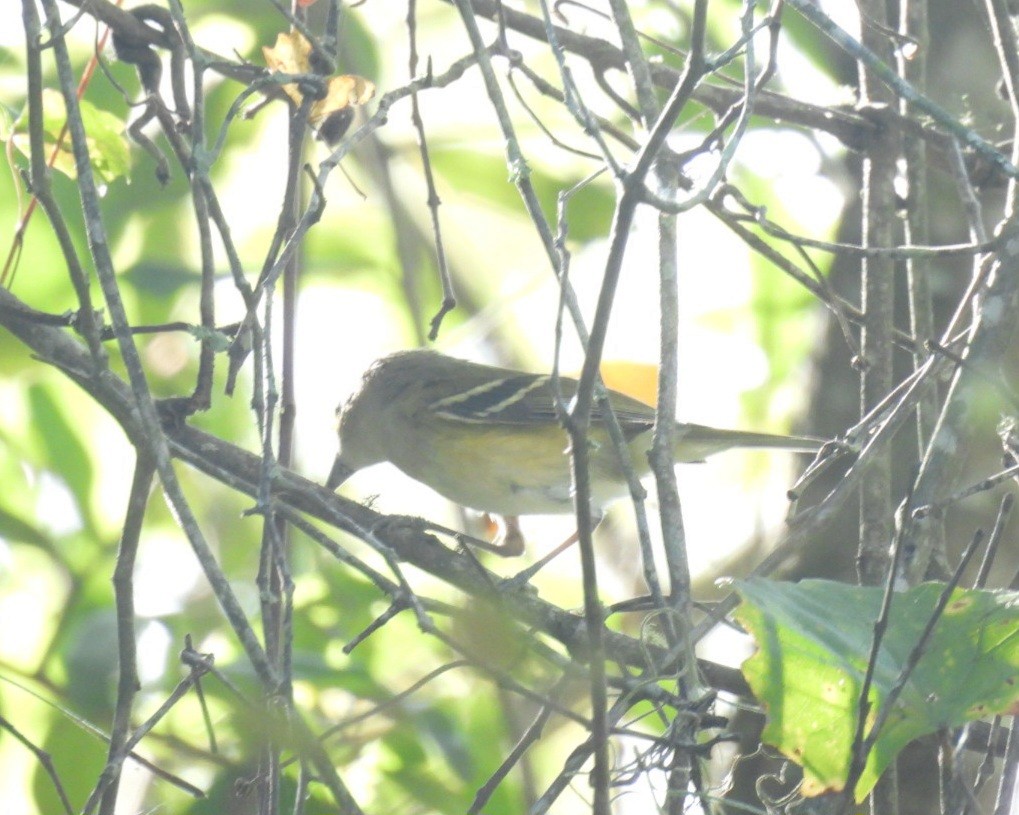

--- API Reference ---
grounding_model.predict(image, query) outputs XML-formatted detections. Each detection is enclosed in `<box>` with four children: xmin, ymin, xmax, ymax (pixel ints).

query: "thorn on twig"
<box><xmin>427</xmin><ymin>296</ymin><xmax>457</xmax><ymax>341</ymax></box>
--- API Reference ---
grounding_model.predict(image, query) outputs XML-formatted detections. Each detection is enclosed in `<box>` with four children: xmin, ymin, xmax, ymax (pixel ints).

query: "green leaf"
<box><xmin>33</xmin><ymin>714</ymin><xmax>106</xmax><ymax>813</ymax></box>
<box><xmin>27</xmin><ymin>383</ymin><xmax>93</xmax><ymax>529</ymax></box>
<box><xmin>0</xmin><ymin>436</ymin><xmax>48</xmax><ymax>546</ymax></box>
<box><xmin>121</xmin><ymin>260</ymin><xmax>202</xmax><ymax>298</ymax></box>
<box><xmin>420</xmin><ymin>705</ymin><xmax>474</xmax><ymax>780</ymax></box>
<box><xmin>0</xmin><ymin>504</ymin><xmax>49</xmax><ymax>546</ymax></box>
<box><xmin>385</xmin><ymin>764</ymin><xmax>461</xmax><ymax>814</ymax></box>
<box><xmin>11</xmin><ymin>89</ymin><xmax>130</xmax><ymax>184</ymax></box>
<box><xmin>0</xmin><ymin>101</ymin><xmax>15</xmax><ymax>141</ymax></box>
<box><xmin>428</xmin><ymin>147</ymin><xmax>613</xmax><ymax>241</ymax></box>
<box><xmin>735</xmin><ymin>578</ymin><xmax>1019</xmax><ymax>801</ymax></box>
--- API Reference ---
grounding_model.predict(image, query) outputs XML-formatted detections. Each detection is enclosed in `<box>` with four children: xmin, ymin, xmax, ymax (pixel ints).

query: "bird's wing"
<box><xmin>429</xmin><ymin>364</ymin><xmax>655</xmax><ymax>438</ymax></box>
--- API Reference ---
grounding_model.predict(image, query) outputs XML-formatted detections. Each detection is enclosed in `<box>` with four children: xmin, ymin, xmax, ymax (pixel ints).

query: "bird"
<box><xmin>326</xmin><ymin>349</ymin><xmax>822</xmax><ymax>559</ymax></box>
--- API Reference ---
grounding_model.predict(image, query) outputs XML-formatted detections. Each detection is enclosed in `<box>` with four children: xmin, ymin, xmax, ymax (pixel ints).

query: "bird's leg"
<box><xmin>491</xmin><ymin>514</ymin><xmax>526</xmax><ymax>556</ymax></box>
<box><xmin>503</xmin><ymin>511</ymin><xmax>604</xmax><ymax>588</ymax></box>
<box><xmin>456</xmin><ymin>513</ymin><xmax>526</xmax><ymax>557</ymax></box>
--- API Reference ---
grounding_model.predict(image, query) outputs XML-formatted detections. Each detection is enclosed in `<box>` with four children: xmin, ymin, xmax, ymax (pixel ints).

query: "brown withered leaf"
<box><xmin>262</xmin><ymin>31</ymin><xmax>312</xmax><ymax>107</ymax></box>
<box><xmin>309</xmin><ymin>74</ymin><xmax>375</xmax><ymax>127</ymax></box>
<box><xmin>262</xmin><ymin>31</ymin><xmax>375</xmax><ymax>132</ymax></box>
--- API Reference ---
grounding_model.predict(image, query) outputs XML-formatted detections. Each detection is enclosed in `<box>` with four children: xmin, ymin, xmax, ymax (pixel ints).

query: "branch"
<box><xmin>0</xmin><ymin>285</ymin><xmax>749</xmax><ymax>698</ymax></box>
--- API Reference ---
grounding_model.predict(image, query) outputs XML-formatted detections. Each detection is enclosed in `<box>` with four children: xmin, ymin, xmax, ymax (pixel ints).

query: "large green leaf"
<box><xmin>735</xmin><ymin>578</ymin><xmax>1019</xmax><ymax>801</ymax></box>
<box><xmin>11</xmin><ymin>89</ymin><xmax>130</xmax><ymax>184</ymax></box>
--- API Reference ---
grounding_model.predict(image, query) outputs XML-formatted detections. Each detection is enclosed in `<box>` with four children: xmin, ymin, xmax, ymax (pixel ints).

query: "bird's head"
<box><xmin>326</xmin><ymin>350</ymin><xmax>436</xmax><ymax>489</ymax></box>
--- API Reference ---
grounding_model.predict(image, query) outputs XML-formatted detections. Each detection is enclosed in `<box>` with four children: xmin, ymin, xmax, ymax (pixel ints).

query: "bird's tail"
<box><xmin>673</xmin><ymin>423</ymin><xmax>823</xmax><ymax>463</ymax></box>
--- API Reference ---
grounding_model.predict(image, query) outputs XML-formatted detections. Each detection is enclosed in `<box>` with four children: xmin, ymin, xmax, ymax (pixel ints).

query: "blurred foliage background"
<box><xmin>1</xmin><ymin>0</ymin><xmax>1017</xmax><ymax>813</ymax></box>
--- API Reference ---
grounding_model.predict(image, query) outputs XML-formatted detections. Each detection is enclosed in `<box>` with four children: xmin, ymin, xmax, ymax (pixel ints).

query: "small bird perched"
<box><xmin>327</xmin><ymin>349</ymin><xmax>821</xmax><ymax>556</ymax></box>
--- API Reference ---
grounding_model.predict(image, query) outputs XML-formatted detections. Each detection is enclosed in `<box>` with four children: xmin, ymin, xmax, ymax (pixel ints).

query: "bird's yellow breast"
<box><xmin>384</xmin><ymin>417</ymin><xmax>649</xmax><ymax>516</ymax></box>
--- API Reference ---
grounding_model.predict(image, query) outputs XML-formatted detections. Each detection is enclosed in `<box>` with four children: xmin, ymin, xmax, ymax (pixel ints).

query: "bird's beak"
<box><xmin>326</xmin><ymin>455</ymin><xmax>355</xmax><ymax>490</ymax></box>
